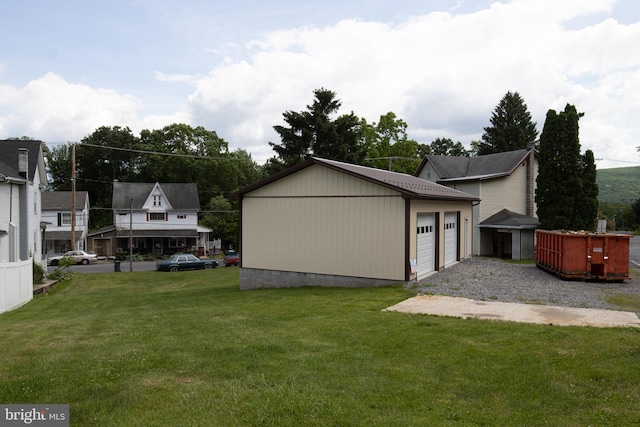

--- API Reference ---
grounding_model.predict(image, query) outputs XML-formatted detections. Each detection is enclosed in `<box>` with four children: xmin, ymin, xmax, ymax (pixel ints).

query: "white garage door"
<box><xmin>416</xmin><ymin>213</ymin><xmax>435</xmax><ymax>280</ymax></box>
<box><xmin>444</xmin><ymin>212</ymin><xmax>457</xmax><ymax>267</ymax></box>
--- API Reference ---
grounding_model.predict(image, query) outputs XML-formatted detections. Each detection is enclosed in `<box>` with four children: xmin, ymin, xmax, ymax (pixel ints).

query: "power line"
<box><xmin>80</xmin><ymin>143</ymin><xmax>243</xmax><ymax>160</ymax></box>
<box><xmin>596</xmin><ymin>158</ymin><xmax>640</xmax><ymax>165</ymax></box>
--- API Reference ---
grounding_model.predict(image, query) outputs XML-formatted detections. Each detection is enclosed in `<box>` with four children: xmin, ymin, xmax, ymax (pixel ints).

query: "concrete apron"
<box><xmin>384</xmin><ymin>295</ymin><xmax>640</xmax><ymax>328</ymax></box>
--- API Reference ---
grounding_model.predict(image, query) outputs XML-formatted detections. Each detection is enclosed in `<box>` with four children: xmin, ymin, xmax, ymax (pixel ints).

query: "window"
<box><xmin>61</xmin><ymin>213</ymin><xmax>72</xmax><ymax>226</ymax></box>
<box><xmin>153</xmin><ymin>195</ymin><xmax>162</xmax><ymax>206</ymax></box>
<box><xmin>149</xmin><ymin>212</ymin><xmax>166</xmax><ymax>221</ymax></box>
<box><xmin>177</xmin><ymin>214</ymin><xmax>187</xmax><ymax>219</ymax></box>
<box><xmin>169</xmin><ymin>238</ymin><xmax>185</xmax><ymax>248</ymax></box>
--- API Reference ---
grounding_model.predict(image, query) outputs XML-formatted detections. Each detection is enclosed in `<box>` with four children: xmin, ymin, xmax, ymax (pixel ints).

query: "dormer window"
<box><xmin>153</xmin><ymin>195</ymin><xmax>162</xmax><ymax>206</ymax></box>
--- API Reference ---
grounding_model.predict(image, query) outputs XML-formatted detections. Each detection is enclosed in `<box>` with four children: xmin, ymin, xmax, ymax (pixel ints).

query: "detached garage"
<box><xmin>231</xmin><ymin>157</ymin><xmax>479</xmax><ymax>289</ymax></box>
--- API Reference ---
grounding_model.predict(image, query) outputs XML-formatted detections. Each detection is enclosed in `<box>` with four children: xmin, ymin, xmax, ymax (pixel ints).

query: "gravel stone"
<box><xmin>409</xmin><ymin>258</ymin><xmax>640</xmax><ymax>316</ymax></box>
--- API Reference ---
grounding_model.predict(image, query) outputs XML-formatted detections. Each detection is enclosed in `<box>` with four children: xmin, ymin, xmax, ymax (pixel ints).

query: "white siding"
<box><xmin>416</xmin><ymin>214</ymin><xmax>435</xmax><ymax>280</ymax></box>
<box><xmin>114</xmin><ymin>210</ymin><xmax>199</xmax><ymax>230</ymax></box>
<box><xmin>444</xmin><ymin>212</ymin><xmax>457</xmax><ymax>267</ymax></box>
<box><xmin>0</xmin><ymin>185</ymin><xmax>11</xmax><ymax>261</ymax></box>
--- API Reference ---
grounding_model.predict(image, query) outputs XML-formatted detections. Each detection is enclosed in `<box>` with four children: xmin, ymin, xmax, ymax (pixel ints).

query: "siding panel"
<box><xmin>242</xmin><ymin>167</ymin><xmax>405</xmax><ymax>281</ymax></box>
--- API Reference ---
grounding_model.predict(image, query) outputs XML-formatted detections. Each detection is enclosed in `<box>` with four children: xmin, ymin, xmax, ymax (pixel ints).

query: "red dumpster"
<box><xmin>535</xmin><ymin>230</ymin><xmax>631</xmax><ymax>281</ymax></box>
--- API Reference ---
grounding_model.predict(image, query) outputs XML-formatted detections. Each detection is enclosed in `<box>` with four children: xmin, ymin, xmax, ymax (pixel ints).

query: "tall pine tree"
<box><xmin>267</xmin><ymin>88</ymin><xmax>365</xmax><ymax>172</ymax></box>
<box><xmin>578</xmin><ymin>149</ymin><xmax>599</xmax><ymax>230</ymax></box>
<box><xmin>477</xmin><ymin>91</ymin><xmax>538</xmax><ymax>155</ymax></box>
<box><xmin>536</xmin><ymin>104</ymin><xmax>597</xmax><ymax>230</ymax></box>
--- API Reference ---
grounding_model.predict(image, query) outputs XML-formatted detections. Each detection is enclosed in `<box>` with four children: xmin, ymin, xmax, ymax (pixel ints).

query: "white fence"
<box><xmin>0</xmin><ymin>260</ymin><xmax>33</xmax><ymax>314</ymax></box>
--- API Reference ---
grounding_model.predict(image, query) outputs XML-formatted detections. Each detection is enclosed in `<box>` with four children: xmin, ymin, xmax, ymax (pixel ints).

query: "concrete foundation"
<box><xmin>240</xmin><ymin>267</ymin><xmax>403</xmax><ymax>290</ymax></box>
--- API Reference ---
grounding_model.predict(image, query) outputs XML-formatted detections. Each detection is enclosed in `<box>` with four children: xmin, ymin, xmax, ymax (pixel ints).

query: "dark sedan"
<box><xmin>156</xmin><ymin>254</ymin><xmax>218</xmax><ymax>272</ymax></box>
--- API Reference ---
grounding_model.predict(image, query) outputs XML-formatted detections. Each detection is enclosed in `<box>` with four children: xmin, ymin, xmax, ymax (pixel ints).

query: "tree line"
<box><xmin>43</xmin><ymin>88</ymin><xmax>629</xmax><ymax>246</ymax></box>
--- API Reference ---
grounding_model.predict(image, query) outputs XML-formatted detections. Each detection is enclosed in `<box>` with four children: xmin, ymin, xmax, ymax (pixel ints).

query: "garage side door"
<box><xmin>444</xmin><ymin>212</ymin><xmax>457</xmax><ymax>267</ymax></box>
<box><xmin>417</xmin><ymin>213</ymin><xmax>435</xmax><ymax>280</ymax></box>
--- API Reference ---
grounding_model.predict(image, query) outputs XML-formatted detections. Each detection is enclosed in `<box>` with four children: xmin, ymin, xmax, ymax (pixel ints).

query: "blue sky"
<box><xmin>2</xmin><ymin>0</ymin><xmax>639</xmax><ymax>168</ymax></box>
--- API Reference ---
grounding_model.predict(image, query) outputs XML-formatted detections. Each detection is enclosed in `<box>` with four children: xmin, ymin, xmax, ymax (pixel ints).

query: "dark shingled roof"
<box><xmin>112</xmin><ymin>182</ymin><xmax>200</xmax><ymax>210</ymax></box>
<box><xmin>232</xmin><ymin>157</ymin><xmax>479</xmax><ymax>202</ymax></box>
<box><xmin>0</xmin><ymin>139</ymin><xmax>45</xmax><ymax>182</ymax></box>
<box><xmin>478</xmin><ymin>208</ymin><xmax>540</xmax><ymax>229</ymax></box>
<box><xmin>41</xmin><ymin>191</ymin><xmax>89</xmax><ymax>210</ymax></box>
<box><xmin>416</xmin><ymin>148</ymin><xmax>533</xmax><ymax>182</ymax></box>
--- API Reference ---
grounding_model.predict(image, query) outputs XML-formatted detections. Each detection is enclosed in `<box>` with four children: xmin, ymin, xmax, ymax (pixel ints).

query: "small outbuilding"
<box><xmin>231</xmin><ymin>157</ymin><xmax>479</xmax><ymax>289</ymax></box>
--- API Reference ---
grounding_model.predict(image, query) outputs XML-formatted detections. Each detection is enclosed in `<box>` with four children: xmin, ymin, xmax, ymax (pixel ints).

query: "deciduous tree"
<box><xmin>427</xmin><ymin>137</ymin><xmax>470</xmax><ymax>157</ymax></box>
<box><xmin>362</xmin><ymin>112</ymin><xmax>424</xmax><ymax>173</ymax></box>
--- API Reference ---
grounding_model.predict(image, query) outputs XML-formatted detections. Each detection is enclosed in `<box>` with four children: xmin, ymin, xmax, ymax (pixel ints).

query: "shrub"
<box><xmin>47</xmin><ymin>256</ymin><xmax>75</xmax><ymax>282</ymax></box>
<box><xmin>47</xmin><ymin>268</ymin><xmax>74</xmax><ymax>282</ymax></box>
<box><xmin>33</xmin><ymin>260</ymin><xmax>45</xmax><ymax>284</ymax></box>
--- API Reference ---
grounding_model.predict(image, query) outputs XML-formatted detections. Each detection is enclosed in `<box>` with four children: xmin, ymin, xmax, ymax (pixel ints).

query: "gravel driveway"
<box><xmin>410</xmin><ymin>258</ymin><xmax>640</xmax><ymax>316</ymax></box>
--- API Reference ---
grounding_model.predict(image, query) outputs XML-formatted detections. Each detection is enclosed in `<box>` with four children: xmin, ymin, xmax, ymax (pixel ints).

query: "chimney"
<box><xmin>18</xmin><ymin>148</ymin><xmax>29</xmax><ymax>179</ymax></box>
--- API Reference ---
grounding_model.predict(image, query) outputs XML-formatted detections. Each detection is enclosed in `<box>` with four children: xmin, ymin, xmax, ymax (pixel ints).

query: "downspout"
<box><xmin>525</xmin><ymin>144</ymin><xmax>534</xmax><ymax>217</ymax></box>
<box><xmin>404</xmin><ymin>198</ymin><xmax>411</xmax><ymax>282</ymax></box>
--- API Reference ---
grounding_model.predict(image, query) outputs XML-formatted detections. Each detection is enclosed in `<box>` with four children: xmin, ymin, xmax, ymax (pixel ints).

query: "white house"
<box><xmin>0</xmin><ymin>139</ymin><xmax>48</xmax><ymax>314</ymax></box>
<box><xmin>415</xmin><ymin>147</ymin><xmax>539</xmax><ymax>260</ymax></box>
<box><xmin>41</xmin><ymin>191</ymin><xmax>90</xmax><ymax>259</ymax></box>
<box><xmin>87</xmin><ymin>182</ymin><xmax>211</xmax><ymax>258</ymax></box>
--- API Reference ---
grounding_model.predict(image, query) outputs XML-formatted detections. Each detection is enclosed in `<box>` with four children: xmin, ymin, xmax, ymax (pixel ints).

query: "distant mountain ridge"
<box><xmin>595</xmin><ymin>166</ymin><xmax>640</xmax><ymax>204</ymax></box>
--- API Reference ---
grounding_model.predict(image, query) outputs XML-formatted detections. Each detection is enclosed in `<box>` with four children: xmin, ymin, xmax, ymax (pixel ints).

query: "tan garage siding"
<box><xmin>242</xmin><ymin>166</ymin><xmax>406</xmax><ymax>281</ymax></box>
<box><xmin>247</xmin><ymin>164</ymin><xmax>399</xmax><ymax>198</ymax></box>
<box><xmin>234</xmin><ymin>157</ymin><xmax>479</xmax><ymax>289</ymax></box>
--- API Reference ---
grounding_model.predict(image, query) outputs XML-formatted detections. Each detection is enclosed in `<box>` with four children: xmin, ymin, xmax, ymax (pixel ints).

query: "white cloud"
<box><xmin>0</xmin><ymin>73</ymin><xmax>144</xmax><ymax>141</ymax></box>
<box><xmin>1</xmin><ymin>0</ymin><xmax>638</xmax><ymax>169</ymax></box>
<box><xmin>186</xmin><ymin>0</ymin><xmax>639</xmax><ymax>168</ymax></box>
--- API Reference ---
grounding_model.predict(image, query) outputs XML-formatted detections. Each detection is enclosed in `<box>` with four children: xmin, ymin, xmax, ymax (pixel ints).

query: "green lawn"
<box><xmin>1</xmin><ymin>268</ymin><xmax>639</xmax><ymax>426</ymax></box>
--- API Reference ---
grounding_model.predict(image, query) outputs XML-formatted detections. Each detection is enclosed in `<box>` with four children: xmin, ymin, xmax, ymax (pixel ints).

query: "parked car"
<box><xmin>224</xmin><ymin>250</ymin><xmax>240</xmax><ymax>266</ymax></box>
<box><xmin>48</xmin><ymin>250</ymin><xmax>98</xmax><ymax>266</ymax></box>
<box><xmin>156</xmin><ymin>254</ymin><xmax>218</xmax><ymax>272</ymax></box>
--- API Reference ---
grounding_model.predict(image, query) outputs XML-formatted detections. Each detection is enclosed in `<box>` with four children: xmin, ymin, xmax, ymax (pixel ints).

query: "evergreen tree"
<box><xmin>578</xmin><ymin>149</ymin><xmax>599</xmax><ymax>230</ymax></box>
<box><xmin>269</xmin><ymin>88</ymin><xmax>365</xmax><ymax>172</ymax></box>
<box><xmin>536</xmin><ymin>104</ymin><xmax>595</xmax><ymax>230</ymax></box>
<box><xmin>477</xmin><ymin>91</ymin><xmax>538</xmax><ymax>155</ymax></box>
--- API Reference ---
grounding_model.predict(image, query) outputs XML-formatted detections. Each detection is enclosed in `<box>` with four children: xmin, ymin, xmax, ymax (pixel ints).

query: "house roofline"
<box><xmin>231</xmin><ymin>157</ymin><xmax>479</xmax><ymax>202</ymax></box>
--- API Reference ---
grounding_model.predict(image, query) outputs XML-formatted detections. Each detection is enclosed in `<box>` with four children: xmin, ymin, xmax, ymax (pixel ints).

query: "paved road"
<box><xmin>630</xmin><ymin>236</ymin><xmax>640</xmax><ymax>269</ymax></box>
<box><xmin>46</xmin><ymin>259</ymin><xmax>234</xmax><ymax>274</ymax></box>
<box><xmin>47</xmin><ymin>236</ymin><xmax>639</xmax><ymax>274</ymax></box>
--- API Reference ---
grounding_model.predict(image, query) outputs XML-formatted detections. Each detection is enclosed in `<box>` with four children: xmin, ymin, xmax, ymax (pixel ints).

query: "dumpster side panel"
<box><xmin>604</xmin><ymin>235</ymin><xmax>631</xmax><ymax>280</ymax></box>
<box><xmin>536</xmin><ymin>230</ymin><xmax>630</xmax><ymax>281</ymax></box>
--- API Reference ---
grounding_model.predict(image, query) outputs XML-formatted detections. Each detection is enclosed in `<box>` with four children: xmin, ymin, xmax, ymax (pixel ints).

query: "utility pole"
<box><xmin>129</xmin><ymin>198</ymin><xmax>133</xmax><ymax>272</ymax></box>
<box><xmin>71</xmin><ymin>143</ymin><xmax>76</xmax><ymax>251</ymax></box>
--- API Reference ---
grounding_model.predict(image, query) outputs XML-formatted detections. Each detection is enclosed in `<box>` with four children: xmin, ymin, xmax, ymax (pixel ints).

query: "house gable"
<box><xmin>112</xmin><ymin>182</ymin><xmax>199</xmax><ymax>212</ymax></box>
<box><xmin>142</xmin><ymin>183</ymin><xmax>174</xmax><ymax>211</ymax></box>
<box><xmin>234</xmin><ymin>157</ymin><xmax>479</xmax><ymax>202</ymax></box>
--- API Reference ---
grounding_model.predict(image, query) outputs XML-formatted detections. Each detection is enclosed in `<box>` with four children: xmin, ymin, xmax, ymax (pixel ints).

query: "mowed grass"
<box><xmin>1</xmin><ymin>269</ymin><xmax>640</xmax><ymax>426</ymax></box>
